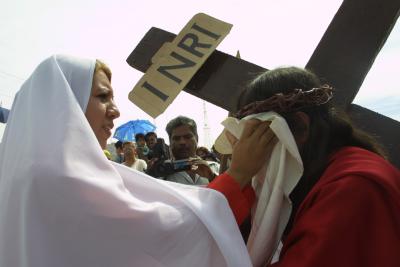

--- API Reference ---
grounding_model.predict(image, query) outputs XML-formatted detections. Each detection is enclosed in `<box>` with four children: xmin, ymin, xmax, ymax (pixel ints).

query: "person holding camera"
<box><xmin>160</xmin><ymin>116</ymin><xmax>215</xmax><ymax>186</ymax></box>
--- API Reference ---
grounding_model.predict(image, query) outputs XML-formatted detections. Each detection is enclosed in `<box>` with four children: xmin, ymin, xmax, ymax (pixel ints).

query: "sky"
<box><xmin>0</xmin><ymin>0</ymin><xmax>399</xmax><ymax>147</ymax></box>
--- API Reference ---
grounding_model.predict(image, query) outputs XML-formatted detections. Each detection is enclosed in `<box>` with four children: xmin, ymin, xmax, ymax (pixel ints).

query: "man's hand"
<box><xmin>188</xmin><ymin>157</ymin><xmax>216</xmax><ymax>181</ymax></box>
<box><xmin>226</xmin><ymin>119</ymin><xmax>275</xmax><ymax>188</ymax></box>
<box><xmin>147</xmin><ymin>158</ymin><xmax>159</xmax><ymax>169</ymax></box>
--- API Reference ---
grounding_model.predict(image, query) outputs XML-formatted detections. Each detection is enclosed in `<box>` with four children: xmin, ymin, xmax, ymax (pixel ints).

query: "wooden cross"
<box><xmin>127</xmin><ymin>0</ymin><xmax>400</xmax><ymax>168</ymax></box>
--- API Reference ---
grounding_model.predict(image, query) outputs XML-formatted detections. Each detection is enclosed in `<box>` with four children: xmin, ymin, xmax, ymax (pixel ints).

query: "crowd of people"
<box><xmin>107</xmin><ymin>117</ymin><xmax>222</xmax><ymax>186</ymax></box>
<box><xmin>0</xmin><ymin>54</ymin><xmax>399</xmax><ymax>267</ymax></box>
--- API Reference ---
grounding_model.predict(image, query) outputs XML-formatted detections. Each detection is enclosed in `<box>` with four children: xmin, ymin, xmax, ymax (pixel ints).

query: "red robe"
<box><xmin>208</xmin><ymin>173</ymin><xmax>255</xmax><ymax>225</ymax></box>
<box><xmin>272</xmin><ymin>147</ymin><xmax>400</xmax><ymax>267</ymax></box>
<box><xmin>209</xmin><ymin>147</ymin><xmax>400</xmax><ymax>267</ymax></box>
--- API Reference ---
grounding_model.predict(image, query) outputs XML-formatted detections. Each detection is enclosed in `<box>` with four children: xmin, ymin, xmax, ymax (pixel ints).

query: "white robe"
<box><xmin>0</xmin><ymin>55</ymin><xmax>252</xmax><ymax>267</ymax></box>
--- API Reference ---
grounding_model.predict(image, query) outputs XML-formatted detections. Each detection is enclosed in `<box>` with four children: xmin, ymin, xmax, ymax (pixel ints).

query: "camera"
<box><xmin>150</xmin><ymin>159</ymin><xmax>192</xmax><ymax>177</ymax></box>
<box><xmin>146</xmin><ymin>138</ymin><xmax>192</xmax><ymax>178</ymax></box>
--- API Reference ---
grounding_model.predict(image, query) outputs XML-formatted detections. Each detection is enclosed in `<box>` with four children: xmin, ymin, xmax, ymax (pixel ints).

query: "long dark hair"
<box><xmin>238</xmin><ymin>66</ymin><xmax>386</xmax><ymax>235</ymax></box>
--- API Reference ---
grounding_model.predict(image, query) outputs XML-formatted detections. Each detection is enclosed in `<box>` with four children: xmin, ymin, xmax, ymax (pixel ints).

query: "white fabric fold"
<box><xmin>215</xmin><ymin>112</ymin><xmax>303</xmax><ymax>267</ymax></box>
<box><xmin>0</xmin><ymin>55</ymin><xmax>251</xmax><ymax>267</ymax></box>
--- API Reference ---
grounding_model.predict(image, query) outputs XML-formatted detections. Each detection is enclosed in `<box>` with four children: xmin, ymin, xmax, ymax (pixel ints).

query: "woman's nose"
<box><xmin>108</xmin><ymin>102</ymin><xmax>120</xmax><ymax>119</ymax></box>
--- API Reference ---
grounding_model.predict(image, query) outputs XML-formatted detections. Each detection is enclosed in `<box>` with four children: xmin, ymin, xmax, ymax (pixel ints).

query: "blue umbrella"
<box><xmin>113</xmin><ymin>119</ymin><xmax>156</xmax><ymax>141</ymax></box>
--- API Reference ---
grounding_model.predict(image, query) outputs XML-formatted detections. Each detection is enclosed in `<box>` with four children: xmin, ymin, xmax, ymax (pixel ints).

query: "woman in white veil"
<box><xmin>0</xmin><ymin>55</ymin><xmax>273</xmax><ymax>267</ymax></box>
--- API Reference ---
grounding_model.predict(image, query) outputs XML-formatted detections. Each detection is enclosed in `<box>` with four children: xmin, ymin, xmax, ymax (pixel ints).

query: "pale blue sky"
<box><xmin>0</xmin><ymin>0</ymin><xmax>399</xmax><ymax>147</ymax></box>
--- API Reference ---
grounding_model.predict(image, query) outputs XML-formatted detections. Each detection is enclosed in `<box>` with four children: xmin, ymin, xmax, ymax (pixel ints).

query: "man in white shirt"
<box><xmin>122</xmin><ymin>142</ymin><xmax>147</xmax><ymax>172</ymax></box>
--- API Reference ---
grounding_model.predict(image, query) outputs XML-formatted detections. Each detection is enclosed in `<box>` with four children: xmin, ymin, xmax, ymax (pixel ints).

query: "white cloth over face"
<box><xmin>215</xmin><ymin>112</ymin><xmax>303</xmax><ymax>267</ymax></box>
<box><xmin>0</xmin><ymin>55</ymin><xmax>252</xmax><ymax>267</ymax></box>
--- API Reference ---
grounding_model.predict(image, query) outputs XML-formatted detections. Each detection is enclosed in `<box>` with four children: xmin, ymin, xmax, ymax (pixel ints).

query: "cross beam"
<box><xmin>127</xmin><ymin>28</ymin><xmax>264</xmax><ymax>112</ymax></box>
<box><xmin>306</xmin><ymin>0</ymin><xmax>400</xmax><ymax>107</ymax></box>
<box><xmin>127</xmin><ymin>0</ymin><xmax>400</xmax><ymax>168</ymax></box>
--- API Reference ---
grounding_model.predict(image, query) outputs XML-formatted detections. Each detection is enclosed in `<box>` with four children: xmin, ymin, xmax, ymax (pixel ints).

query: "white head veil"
<box><xmin>0</xmin><ymin>55</ymin><xmax>251</xmax><ymax>267</ymax></box>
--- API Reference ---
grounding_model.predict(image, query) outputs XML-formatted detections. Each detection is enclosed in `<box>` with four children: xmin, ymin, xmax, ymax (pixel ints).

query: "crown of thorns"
<box><xmin>236</xmin><ymin>84</ymin><xmax>333</xmax><ymax>119</ymax></box>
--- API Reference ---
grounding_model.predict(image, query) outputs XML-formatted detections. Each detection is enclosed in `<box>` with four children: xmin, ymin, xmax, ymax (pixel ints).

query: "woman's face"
<box><xmin>85</xmin><ymin>69</ymin><xmax>120</xmax><ymax>149</ymax></box>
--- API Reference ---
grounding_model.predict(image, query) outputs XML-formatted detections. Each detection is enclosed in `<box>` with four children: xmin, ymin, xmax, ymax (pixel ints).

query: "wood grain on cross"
<box><xmin>127</xmin><ymin>0</ymin><xmax>400</xmax><ymax>168</ymax></box>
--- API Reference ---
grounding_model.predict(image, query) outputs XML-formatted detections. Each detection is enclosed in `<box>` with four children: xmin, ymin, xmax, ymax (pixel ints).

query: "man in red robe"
<box><xmin>208</xmin><ymin>66</ymin><xmax>400</xmax><ymax>267</ymax></box>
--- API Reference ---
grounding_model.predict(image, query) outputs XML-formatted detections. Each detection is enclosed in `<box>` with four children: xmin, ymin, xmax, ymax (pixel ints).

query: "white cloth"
<box><xmin>0</xmin><ymin>55</ymin><xmax>252</xmax><ymax>267</ymax></box>
<box><xmin>215</xmin><ymin>112</ymin><xmax>303</xmax><ymax>267</ymax></box>
<box><xmin>207</xmin><ymin>161</ymin><xmax>220</xmax><ymax>176</ymax></box>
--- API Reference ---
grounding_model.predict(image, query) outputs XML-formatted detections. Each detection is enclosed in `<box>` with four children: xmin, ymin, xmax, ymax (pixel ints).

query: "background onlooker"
<box><xmin>134</xmin><ymin>133</ymin><xmax>149</xmax><ymax>161</ymax></box>
<box><xmin>113</xmin><ymin>140</ymin><xmax>124</xmax><ymax>163</ymax></box>
<box><xmin>144</xmin><ymin>132</ymin><xmax>157</xmax><ymax>151</ymax></box>
<box><xmin>103</xmin><ymin>149</ymin><xmax>112</xmax><ymax>160</ymax></box>
<box><xmin>158</xmin><ymin>116</ymin><xmax>215</xmax><ymax>185</ymax></box>
<box><xmin>122</xmin><ymin>141</ymin><xmax>147</xmax><ymax>172</ymax></box>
